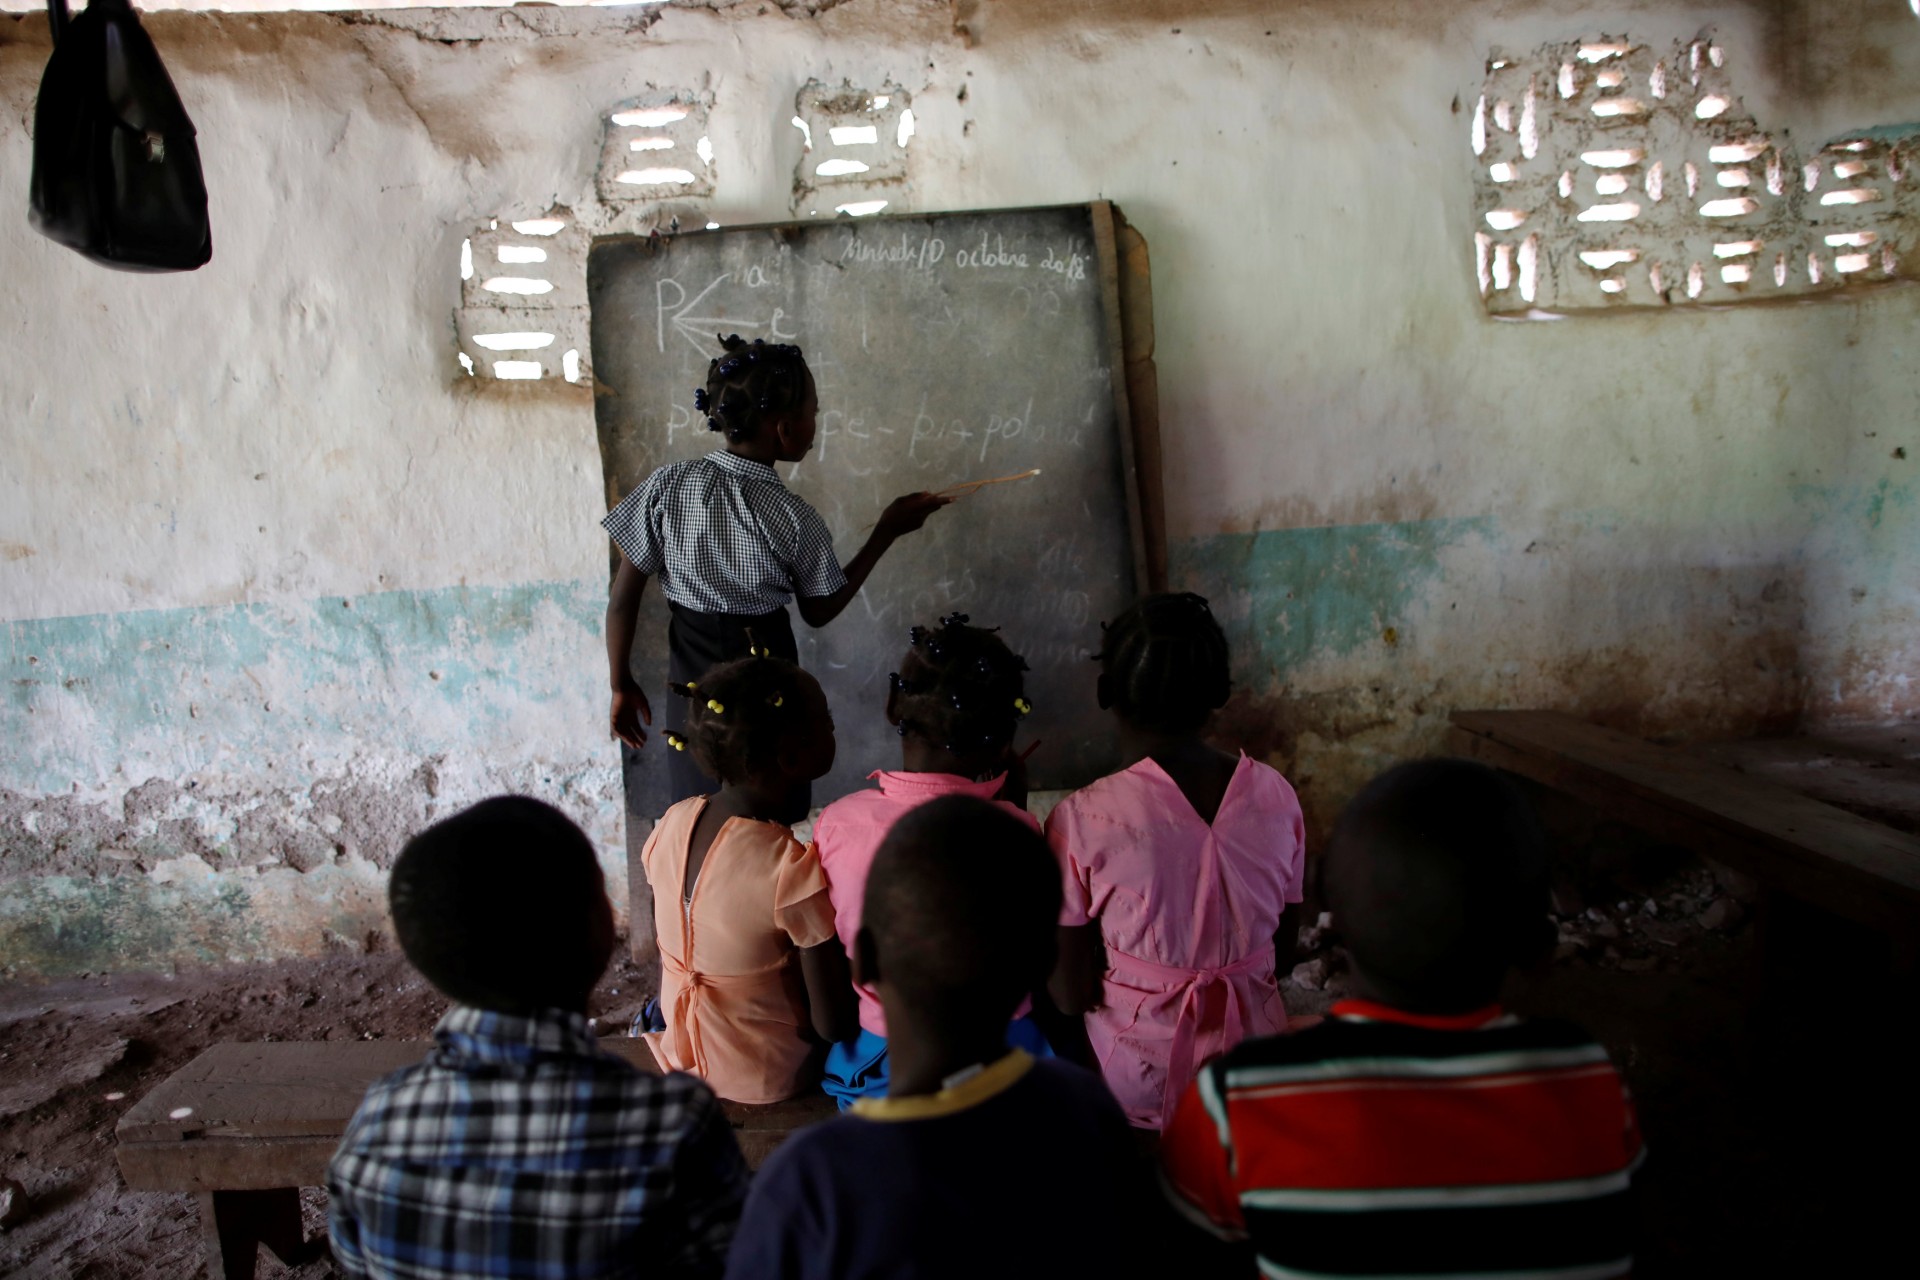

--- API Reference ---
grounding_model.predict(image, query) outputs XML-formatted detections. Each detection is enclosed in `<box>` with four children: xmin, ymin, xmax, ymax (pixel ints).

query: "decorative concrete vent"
<box><xmin>598</xmin><ymin>94</ymin><xmax>716</xmax><ymax>206</ymax></box>
<box><xmin>1472</xmin><ymin>36</ymin><xmax>1916</xmax><ymax>315</ymax></box>
<box><xmin>455</xmin><ymin>211</ymin><xmax>591</xmax><ymax>384</ymax></box>
<box><xmin>791</xmin><ymin>81</ymin><xmax>914</xmax><ymax>217</ymax></box>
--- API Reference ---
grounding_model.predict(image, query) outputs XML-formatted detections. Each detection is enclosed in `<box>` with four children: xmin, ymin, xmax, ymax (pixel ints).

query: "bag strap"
<box><xmin>47</xmin><ymin>0</ymin><xmax>68</xmax><ymax>45</ymax></box>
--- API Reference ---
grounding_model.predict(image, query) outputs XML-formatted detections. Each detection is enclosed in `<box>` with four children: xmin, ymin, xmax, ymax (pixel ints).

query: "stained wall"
<box><xmin>2</xmin><ymin>0</ymin><xmax>1916</xmax><ymax>975</ymax></box>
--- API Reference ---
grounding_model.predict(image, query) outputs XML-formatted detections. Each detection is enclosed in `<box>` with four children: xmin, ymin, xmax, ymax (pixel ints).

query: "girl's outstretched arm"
<box><xmin>796</xmin><ymin>492</ymin><xmax>951</xmax><ymax>628</ymax></box>
<box><xmin>607</xmin><ymin>557</ymin><xmax>653</xmax><ymax>747</ymax></box>
<box><xmin>798</xmin><ymin>936</ymin><xmax>861</xmax><ymax>1043</ymax></box>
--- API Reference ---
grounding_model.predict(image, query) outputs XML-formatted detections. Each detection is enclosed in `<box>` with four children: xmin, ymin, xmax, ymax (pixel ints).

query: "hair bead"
<box><xmin>669</xmin><ymin>681</ymin><xmax>700</xmax><ymax>699</ymax></box>
<box><xmin>769</xmin><ymin>694</ymin><xmax>784</xmax><ymax>708</ymax></box>
<box><xmin>1014</xmin><ymin>697</ymin><xmax>1033</xmax><ymax>716</ymax></box>
<box><xmin>706</xmin><ymin>698</ymin><xmax>725</xmax><ymax>714</ymax></box>
<box><xmin>663</xmin><ymin>730</ymin><xmax>688</xmax><ymax>752</ymax></box>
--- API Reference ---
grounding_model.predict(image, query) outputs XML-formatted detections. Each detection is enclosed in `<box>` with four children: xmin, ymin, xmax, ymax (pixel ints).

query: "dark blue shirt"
<box><xmin>724</xmin><ymin>1050</ymin><xmax>1159</xmax><ymax>1280</ymax></box>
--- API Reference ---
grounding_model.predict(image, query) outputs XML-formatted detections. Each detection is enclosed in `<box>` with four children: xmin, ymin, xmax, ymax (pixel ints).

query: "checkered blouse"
<box><xmin>327</xmin><ymin>1005</ymin><xmax>747</xmax><ymax>1280</ymax></box>
<box><xmin>602</xmin><ymin>451</ymin><xmax>848</xmax><ymax>614</ymax></box>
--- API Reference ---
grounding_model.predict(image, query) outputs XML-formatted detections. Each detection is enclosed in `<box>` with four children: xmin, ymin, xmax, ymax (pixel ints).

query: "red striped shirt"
<box><xmin>1161</xmin><ymin>1001</ymin><xmax>1643</xmax><ymax>1280</ymax></box>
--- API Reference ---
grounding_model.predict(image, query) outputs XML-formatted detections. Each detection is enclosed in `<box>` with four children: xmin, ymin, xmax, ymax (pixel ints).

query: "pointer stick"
<box><xmin>859</xmin><ymin>469</ymin><xmax>1043</xmax><ymax>532</ymax></box>
<box><xmin>933</xmin><ymin>468</ymin><xmax>1043</xmax><ymax>498</ymax></box>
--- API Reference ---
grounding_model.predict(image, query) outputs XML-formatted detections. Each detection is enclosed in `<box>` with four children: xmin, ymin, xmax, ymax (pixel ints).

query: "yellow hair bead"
<box><xmin>770</xmin><ymin>694</ymin><xmax>785</xmax><ymax>708</ymax></box>
<box><xmin>1014</xmin><ymin>697</ymin><xmax>1033</xmax><ymax>716</ymax></box>
<box><xmin>707</xmin><ymin>698</ymin><xmax>725</xmax><ymax>714</ymax></box>
<box><xmin>664</xmin><ymin>731</ymin><xmax>687</xmax><ymax>752</ymax></box>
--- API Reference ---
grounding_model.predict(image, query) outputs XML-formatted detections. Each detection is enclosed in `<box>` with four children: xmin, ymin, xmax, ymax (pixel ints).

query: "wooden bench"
<box><xmin>1448</xmin><ymin>710</ymin><xmax>1920</xmax><ymax>939</ymax></box>
<box><xmin>116</xmin><ymin>1040</ymin><xmax>837</xmax><ymax>1280</ymax></box>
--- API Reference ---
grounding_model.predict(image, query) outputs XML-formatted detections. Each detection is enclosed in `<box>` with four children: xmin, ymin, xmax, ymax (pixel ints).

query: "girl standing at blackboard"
<box><xmin>603</xmin><ymin>334</ymin><xmax>949</xmax><ymax>803</ymax></box>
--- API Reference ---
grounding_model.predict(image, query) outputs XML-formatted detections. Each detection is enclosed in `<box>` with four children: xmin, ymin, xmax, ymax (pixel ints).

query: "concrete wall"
<box><xmin>3</xmin><ymin>0</ymin><xmax>1916</xmax><ymax>977</ymax></box>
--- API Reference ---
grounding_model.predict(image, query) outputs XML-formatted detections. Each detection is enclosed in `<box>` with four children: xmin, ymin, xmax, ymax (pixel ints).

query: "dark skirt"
<box><xmin>662</xmin><ymin>603</ymin><xmax>801</xmax><ymax>805</ymax></box>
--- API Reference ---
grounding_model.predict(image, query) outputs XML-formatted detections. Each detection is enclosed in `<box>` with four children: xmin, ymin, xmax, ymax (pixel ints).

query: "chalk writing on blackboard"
<box><xmin>589</xmin><ymin>205</ymin><xmax>1142</xmax><ymax>812</ymax></box>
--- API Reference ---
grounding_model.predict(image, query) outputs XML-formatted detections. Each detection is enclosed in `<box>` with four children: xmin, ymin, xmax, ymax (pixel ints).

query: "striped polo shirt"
<box><xmin>1160</xmin><ymin>1000</ymin><xmax>1643</xmax><ymax>1280</ymax></box>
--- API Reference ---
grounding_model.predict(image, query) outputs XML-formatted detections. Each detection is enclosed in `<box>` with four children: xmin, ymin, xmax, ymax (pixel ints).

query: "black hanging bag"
<box><xmin>29</xmin><ymin>0</ymin><xmax>211</xmax><ymax>271</ymax></box>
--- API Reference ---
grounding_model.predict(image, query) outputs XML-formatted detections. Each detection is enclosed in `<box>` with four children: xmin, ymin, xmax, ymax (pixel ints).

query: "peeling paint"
<box><xmin>2</xmin><ymin>581</ymin><xmax>605</xmax><ymax>794</ymax></box>
<box><xmin>1178</xmin><ymin>516</ymin><xmax>1500</xmax><ymax>678</ymax></box>
<box><xmin>2</xmin><ymin>0</ymin><xmax>1918</xmax><ymax>978</ymax></box>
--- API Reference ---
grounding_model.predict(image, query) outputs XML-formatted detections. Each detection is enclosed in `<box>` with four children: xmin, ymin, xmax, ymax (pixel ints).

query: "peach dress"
<box><xmin>1045</xmin><ymin>754</ymin><xmax>1305</xmax><ymax>1129</ymax></box>
<box><xmin>641</xmin><ymin>796</ymin><xmax>838</xmax><ymax>1104</ymax></box>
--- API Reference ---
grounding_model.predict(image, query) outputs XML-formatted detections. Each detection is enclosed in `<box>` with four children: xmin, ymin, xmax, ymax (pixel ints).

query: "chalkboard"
<box><xmin>589</xmin><ymin>203</ymin><xmax>1156</xmax><ymax>818</ymax></box>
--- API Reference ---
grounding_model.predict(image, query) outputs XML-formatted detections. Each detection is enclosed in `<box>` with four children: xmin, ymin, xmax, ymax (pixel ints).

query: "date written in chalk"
<box><xmin>837</xmin><ymin>229</ymin><xmax>1088</xmax><ymax>282</ymax></box>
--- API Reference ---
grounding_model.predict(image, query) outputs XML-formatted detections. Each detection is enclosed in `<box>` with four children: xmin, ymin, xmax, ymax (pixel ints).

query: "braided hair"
<box><xmin>889</xmin><ymin>613</ymin><xmax>1033</xmax><ymax>762</ymax></box>
<box><xmin>1095</xmin><ymin>593</ymin><xmax>1232</xmax><ymax>734</ymax></box>
<box><xmin>662</xmin><ymin>654</ymin><xmax>817</xmax><ymax>784</ymax></box>
<box><xmin>692</xmin><ymin>333</ymin><xmax>810</xmax><ymax>443</ymax></box>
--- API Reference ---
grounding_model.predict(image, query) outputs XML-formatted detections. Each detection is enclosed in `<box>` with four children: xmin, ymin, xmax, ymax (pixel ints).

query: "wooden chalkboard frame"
<box><xmin>595</xmin><ymin>202</ymin><xmax>1164</xmax><ymax>957</ymax></box>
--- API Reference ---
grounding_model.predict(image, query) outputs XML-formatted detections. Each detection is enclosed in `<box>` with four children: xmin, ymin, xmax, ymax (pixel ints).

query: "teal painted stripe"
<box><xmin>1825</xmin><ymin>122</ymin><xmax>1920</xmax><ymax>145</ymax></box>
<box><xmin>1172</xmin><ymin>516</ymin><xmax>1497</xmax><ymax>674</ymax></box>
<box><xmin>2</xmin><ymin>580</ymin><xmax>602</xmax><ymax>793</ymax></box>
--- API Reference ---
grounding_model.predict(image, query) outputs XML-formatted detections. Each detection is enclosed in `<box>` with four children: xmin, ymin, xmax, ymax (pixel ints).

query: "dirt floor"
<box><xmin>1</xmin><ymin>823</ymin><xmax>1912</xmax><ymax>1277</ymax></box>
<box><xmin>0</xmin><ymin>948</ymin><xmax>655</xmax><ymax>1280</ymax></box>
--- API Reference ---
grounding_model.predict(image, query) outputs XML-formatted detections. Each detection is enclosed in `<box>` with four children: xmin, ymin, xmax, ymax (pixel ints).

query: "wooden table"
<box><xmin>116</xmin><ymin>1040</ymin><xmax>836</xmax><ymax>1280</ymax></box>
<box><xmin>1448</xmin><ymin>710</ymin><xmax>1920</xmax><ymax>939</ymax></box>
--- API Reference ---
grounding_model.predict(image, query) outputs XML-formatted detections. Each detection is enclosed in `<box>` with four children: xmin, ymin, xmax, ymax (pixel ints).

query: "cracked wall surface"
<box><xmin>1</xmin><ymin>0</ymin><xmax>1918</xmax><ymax>976</ymax></box>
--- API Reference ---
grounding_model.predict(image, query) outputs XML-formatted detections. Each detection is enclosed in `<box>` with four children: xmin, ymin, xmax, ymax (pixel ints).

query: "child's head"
<box><xmin>666</xmin><ymin>656</ymin><xmax>835</xmax><ymax>821</ymax></box>
<box><xmin>1095</xmin><ymin>592</ymin><xmax>1232</xmax><ymax>735</ymax></box>
<box><xmin>389</xmin><ymin>796</ymin><xmax>613</xmax><ymax>1016</ymax></box>
<box><xmin>857</xmin><ymin>794</ymin><xmax>1060</xmax><ymax>1029</ymax></box>
<box><xmin>1323</xmin><ymin>758</ymin><xmax>1552</xmax><ymax>1013</ymax></box>
<box><xmin>887</xmin><ymin>613</ymin><xmax>1032</xmax><ymax>776</ymax></box>
<box><xmin>695</xmin><ymin>333</ymin><xmax>817</xmax><ymax>462</ymax></box>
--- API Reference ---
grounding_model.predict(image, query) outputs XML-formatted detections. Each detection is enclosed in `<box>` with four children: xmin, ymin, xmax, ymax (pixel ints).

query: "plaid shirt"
<box><xmin>602</xmin><ymin>450</ymin><xmax>848</xmax><ymax>614</ymax></box>
<box><xmin>327</xmin><ymin>1006</ymin><xmax>748</xmax><ymax>1280</ymax></box>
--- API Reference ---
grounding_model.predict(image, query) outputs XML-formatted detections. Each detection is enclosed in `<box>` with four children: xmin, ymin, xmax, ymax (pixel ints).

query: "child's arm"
<box><xmin>1048</xmin><ymin>924</ymin><xmax>1105</xmax><ymax>1015</ymax></box>
<box><xmin>797</xmin><ymin>937</ymin><xmax>861</xmax><ymax>1043</ymax></box>
<box><xmin>1025</xmin><ymin>985</ymin><xmax>1096</xmax><ymax>1068</ymax></box>
<box><xmin>1273</xmin><ymin>900</ymin><xmax>1305</xmax><ymax>974</ymax></box>
<box><xmin>795</xmin><ymin>492</ymin><xmax>951</xmax><ymax>628</ymax></box>
<box><xmin>606</xmin><ymin>557</ymin><xmax>653</xmax><ymax>747</ymax></box>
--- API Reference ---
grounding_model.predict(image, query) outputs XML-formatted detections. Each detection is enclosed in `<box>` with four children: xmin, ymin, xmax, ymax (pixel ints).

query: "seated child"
<box><xmin>725</xmin><ymin>796</ymin><xmax>1167</xmax><ymax>1280</ymax></box>
<box><xmin>1161</xmin><ymin>759</ymin><xmax>1644</xmax><ymax>1280</ymax></box>
<box><xmin>328</xmin><ymin>797</ymin><xmax>748</xmax><ymax>1280</ymax></box>
<box><xmin>642</xmin><ymin>655</ymin><xmax>858</xmax><ymax>1103</ymax></box>
<box><xmin>1045</xmin><ymin>592</ymin><xmax>1306</xmax><ymax>1129</ymax></box>
<box><xmin>809</xmin><ymin>612</ymin><xmax>1048</xmax><ymax>1106</ymax></box>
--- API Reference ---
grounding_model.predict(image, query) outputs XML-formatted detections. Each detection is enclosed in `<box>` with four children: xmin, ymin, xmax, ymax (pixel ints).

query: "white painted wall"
<box><xmin>1</xmin><ymin>0</ymin><xmax>1916</xmax><ymax>974</ymax></box>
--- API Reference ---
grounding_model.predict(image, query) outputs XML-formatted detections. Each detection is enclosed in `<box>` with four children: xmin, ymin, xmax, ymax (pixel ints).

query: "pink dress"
<box><xmin>1045</xmin><ymin>754</ymin><xmax>1305</xmax><ymax>1129</ymax></box>
<box><xmin>812</xmin><ymin>770</ymin><xmax>1039</xmax><ymax>1038</ymax></box>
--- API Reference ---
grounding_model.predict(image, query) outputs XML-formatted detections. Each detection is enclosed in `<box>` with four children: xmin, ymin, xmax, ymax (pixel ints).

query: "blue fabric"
<box><xmin>821</xmin><ymin>1028</ymin><xmax>890</xmax><ymax>1109</ymax></box>
<box><xmin>821</xmin><ymin>1018</ymin><xmax>1055</xmax><ymax>1111</ymax></box>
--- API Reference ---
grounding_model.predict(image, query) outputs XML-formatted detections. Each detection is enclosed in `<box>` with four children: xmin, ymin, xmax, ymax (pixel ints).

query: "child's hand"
<box><xmin>874</xmin><ymin>491</ymin><xmax>953</xmax><ymax>541</ymax></box>
<box><xmin>611</xmin><ymin>681</ymin><xmax>652</xmax><ymax>748</ymax></box>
